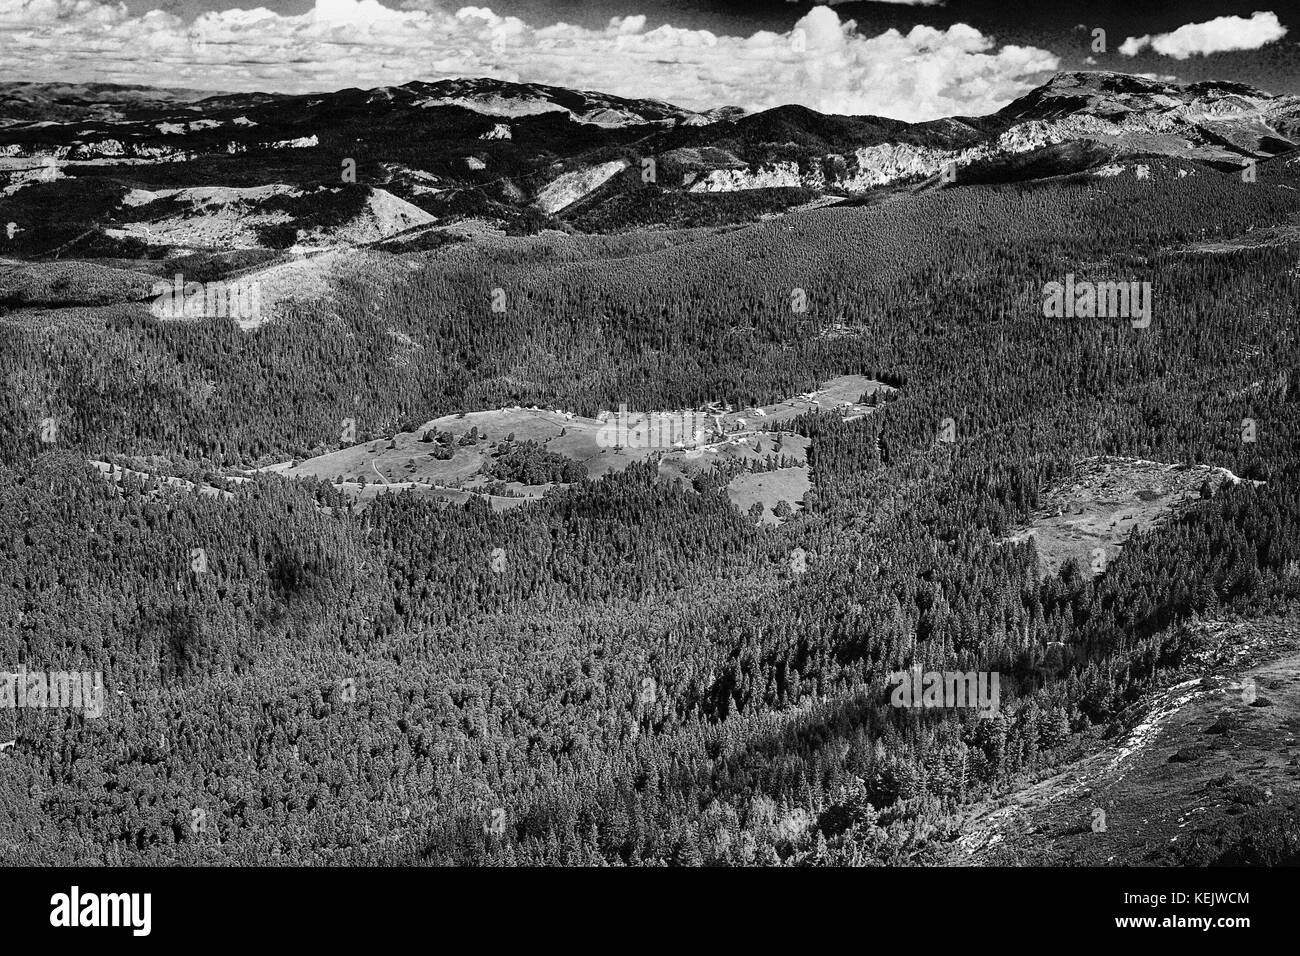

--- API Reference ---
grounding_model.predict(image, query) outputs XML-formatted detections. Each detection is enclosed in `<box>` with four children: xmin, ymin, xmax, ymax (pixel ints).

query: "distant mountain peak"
<box><xmin>1039</xmin><ymin>70</ymin><xmax>1172</xmax><ymax>92</ymax></box>
<box><xmin>2</xmin><ymin>69</ymin><xmax>1297</xmax><ymax>253</ymax></box>
<box><xmin>387</xmin><ymin>76</ymin><xmax>708</xmax><ymax>128</ymax></box>
<box><xmin>1001</xmin><ymin>70</ymin><xmax>1281</xmax><ymax>122</ymax></box>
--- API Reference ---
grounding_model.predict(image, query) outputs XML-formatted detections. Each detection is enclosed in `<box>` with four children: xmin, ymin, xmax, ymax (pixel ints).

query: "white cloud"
<box><xmin>820</xmin><ymin>0</ymin><xmax>945</xmax><ymax>6</ymax></box>
<box><xmin>1120</xmin><ymin>11</ymin><xmax>1287</xmax><ymax>59</ymax></box>
<box><xmin>0</xmin><ymin>0</ymin><xmax>1057</xmax><ymax>121</ymax></box>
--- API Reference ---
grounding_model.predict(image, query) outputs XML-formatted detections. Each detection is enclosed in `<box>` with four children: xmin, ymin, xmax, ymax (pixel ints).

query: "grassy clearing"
<box><xmin>276</xmin><ymin>374</ymin><xmax>880</xmax><ymax>514</ymax></box>
<box><xmin>1006</xmin><ymin>456</ymin><xmax>1256</xmax><ymax>579</ymax></box>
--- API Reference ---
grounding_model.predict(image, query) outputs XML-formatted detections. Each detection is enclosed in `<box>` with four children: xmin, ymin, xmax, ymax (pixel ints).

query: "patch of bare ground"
<box><xmin>945</xmin><ymin>615</ymin><xmax>1300</xmax><ymax>865</ymax></box>
<box><xmin>151</xmin><ymin>247</ymin><xmax>411</xmax><ymax>330</ymax></box>
<box><xmin>1173</xmin><ymin>221</ymin><xmax>1300</xmax><ymax>254</ymax></box>
<box><xmin>1005</xmin><ymin>456</ymin><xmax>1260</xmax><ymax>579</ymax></box>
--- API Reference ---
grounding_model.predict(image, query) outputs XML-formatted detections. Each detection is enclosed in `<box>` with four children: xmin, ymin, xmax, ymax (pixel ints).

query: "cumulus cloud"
<box><xmin>820</xmin><ymin>0</ymin><xmax>945</xmax><ymax>6</ymax></box>
<box><xmin>0</xmin><ymin>0</ymin><xmax>1057</xmax><ymax>121</ymax></box>
<box><xmin>1119</xmin><ymin>10</ymin><xmax>1287</xmax><ymax>59</ymax></box>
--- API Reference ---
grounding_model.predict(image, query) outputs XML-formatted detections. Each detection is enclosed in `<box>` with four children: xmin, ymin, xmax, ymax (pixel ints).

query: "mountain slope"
<box><xmin>952</xmin><ymin>617</ymin><xmax>1300</xmax><ymax>866</ymax></box>
<box><xmin>2</xmin><ymin>70</ymin><xmax>1298</xmax><ymax>252</ymax></box>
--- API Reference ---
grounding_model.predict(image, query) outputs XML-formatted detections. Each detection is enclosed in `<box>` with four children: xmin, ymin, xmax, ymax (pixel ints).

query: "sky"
<box><xmin>1</xmin><ymin>1</ymin><xmax>1296</xmax><ymax>121</ymax></box>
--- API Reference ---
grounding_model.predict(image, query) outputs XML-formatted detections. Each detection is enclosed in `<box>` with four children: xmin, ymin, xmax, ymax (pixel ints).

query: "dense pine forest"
<box><xmin>2</xmin><ymin>154</ymin><xmax>1299</xmax><ymax>865</ymax></box>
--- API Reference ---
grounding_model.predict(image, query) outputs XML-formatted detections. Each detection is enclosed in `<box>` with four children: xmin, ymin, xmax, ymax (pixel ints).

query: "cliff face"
<box><xmin>677</xmin><ymin>72</ymin><xmax>1299</xmax><ymax>196</ymax></box>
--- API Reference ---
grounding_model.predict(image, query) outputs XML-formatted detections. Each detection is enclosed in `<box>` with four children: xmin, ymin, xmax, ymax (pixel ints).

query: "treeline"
<box><xmin>2</xmin><ymin>159</ymin><xmax>1299</xmax><ymax>864</ymax></box>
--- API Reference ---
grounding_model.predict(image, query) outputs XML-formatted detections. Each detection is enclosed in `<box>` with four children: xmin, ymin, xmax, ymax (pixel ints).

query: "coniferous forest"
<box><xmin>3</xmin><ymin>68</ymin><xmax>1300</xmax><ymax>873</ymax></box>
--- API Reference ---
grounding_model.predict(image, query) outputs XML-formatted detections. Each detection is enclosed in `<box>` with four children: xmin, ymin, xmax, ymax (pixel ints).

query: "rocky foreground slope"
<box><xmin>948</xmin><ymin>616</ymin><xmax>1300</xmax><ymax>866</ymax></box>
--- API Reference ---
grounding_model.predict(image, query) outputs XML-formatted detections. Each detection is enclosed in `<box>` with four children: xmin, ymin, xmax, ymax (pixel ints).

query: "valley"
<box><xmin>2</xmin><ymin>67</ymin><xmax>1298</xmax><ymax>871</ymax></box>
